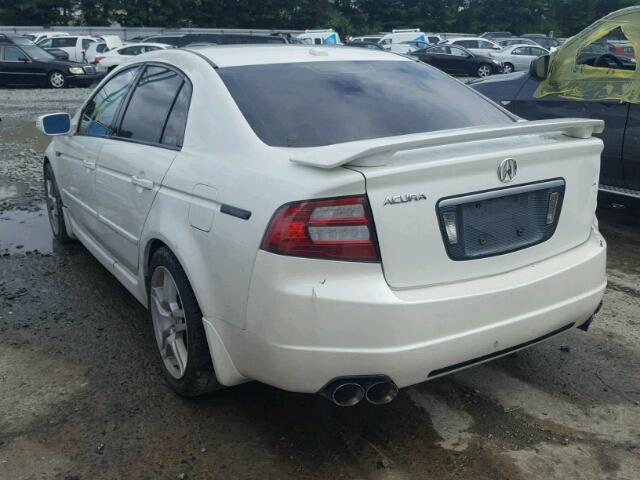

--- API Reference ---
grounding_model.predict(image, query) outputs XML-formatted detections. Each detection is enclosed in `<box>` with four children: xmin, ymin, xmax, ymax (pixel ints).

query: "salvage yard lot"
<box><xmin>1</xmin><ymin>88</ymin><xmax>640</xmax><ymax>479</ymax></box>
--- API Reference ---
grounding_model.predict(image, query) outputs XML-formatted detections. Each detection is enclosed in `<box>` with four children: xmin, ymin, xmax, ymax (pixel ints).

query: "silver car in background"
<box><xmin>490</xmin><ymin>44</ymin><xmax>550</xmax><ymax>73</ymax></box>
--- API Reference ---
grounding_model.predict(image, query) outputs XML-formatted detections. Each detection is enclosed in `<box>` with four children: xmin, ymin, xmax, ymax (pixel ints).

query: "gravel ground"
<box><xmin>1</xmin><ymin>88</ymin><xmax>639</xmax><ymax>480</ymax></box>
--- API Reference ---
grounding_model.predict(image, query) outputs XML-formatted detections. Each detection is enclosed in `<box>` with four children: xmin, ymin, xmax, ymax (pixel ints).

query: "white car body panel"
<box><xmin>43</xmin><ymin>45</ymin><xmax>607</xmax><ymax>395</ymax></box>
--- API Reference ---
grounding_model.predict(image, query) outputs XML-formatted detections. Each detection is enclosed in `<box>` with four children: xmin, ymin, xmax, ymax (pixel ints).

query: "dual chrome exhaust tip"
<box><xmin>322</xmin><ymin>376</ymin><xmax>399</xmax><ymax>407</ymax></box>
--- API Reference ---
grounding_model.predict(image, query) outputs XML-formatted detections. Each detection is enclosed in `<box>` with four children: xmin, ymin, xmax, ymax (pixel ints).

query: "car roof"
<box><xmin>186</xmin><ymin>44</ymin><xmax>409</xmax><ymax>68</ymax></box>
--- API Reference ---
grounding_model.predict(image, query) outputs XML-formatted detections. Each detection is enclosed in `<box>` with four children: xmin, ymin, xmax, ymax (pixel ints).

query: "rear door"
<box><xmin>95</xmin><ymin>65</ymin><xmax>191</xmax><ymax>273</ymax></box>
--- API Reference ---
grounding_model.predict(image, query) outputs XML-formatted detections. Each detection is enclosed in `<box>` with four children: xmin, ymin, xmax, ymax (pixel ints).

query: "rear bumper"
<box><xmin>206</xmin><ymin>228</ymin><xmax>606</xmax><ymax>393</ymax></box>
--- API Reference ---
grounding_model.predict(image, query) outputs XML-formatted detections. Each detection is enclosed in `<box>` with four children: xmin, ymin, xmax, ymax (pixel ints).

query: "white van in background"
<box><xmin>379</xmin><ymin>29</ymin><xmax>426</xmax><ymax>47</ymax></box>
<box><xmin>297</xmin><ymin>29</ymin><xmax>342</xmax><ymax>45</ymax></box>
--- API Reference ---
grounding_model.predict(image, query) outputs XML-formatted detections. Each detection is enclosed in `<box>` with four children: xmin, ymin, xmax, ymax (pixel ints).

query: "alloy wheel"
<box><xmin>50</xmin><ymin>72</ymin><xmax>65</xmax><ymax>88</ymax></box>
<box><xmin>503</xmin><ymin>63</ymin><xmax>514</xmax><ymax>73</ymax></box>
<box><xmin>150</xmin><ymin>266</ymin><xmax>189</xmax><ymax>379</ymax></box>
<box><xmin>44</xmin><ymin>169</ymin><xmax>60</xmax><ymax>236</ymax></box>
<box><xmin>477</xmin><ymin>65</ymin><xmax>492</xmax><ymax>77</ymax></box>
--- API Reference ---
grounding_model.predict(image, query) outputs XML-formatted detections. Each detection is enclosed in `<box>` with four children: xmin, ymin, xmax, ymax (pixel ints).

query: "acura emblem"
<box><xmin>498</xmin><ymin>158</ymin><xmax>517</xmax><ymax>183</ymax></box>
<box><xmin>383</xmin><ymin>192</ymin><xmax>427</xmax><ymax>206</ymax></box>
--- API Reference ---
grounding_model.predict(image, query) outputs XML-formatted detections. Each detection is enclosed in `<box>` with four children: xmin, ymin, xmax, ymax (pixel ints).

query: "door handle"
<box><xmin>131</xmin><ymin>175</ymin><xmax>154</xmax><ymax>190</ymax></box>
<box><xmin>82</xmin><ymin>160</ymin><xmax>95</xmax><ymax>170</ymax></box>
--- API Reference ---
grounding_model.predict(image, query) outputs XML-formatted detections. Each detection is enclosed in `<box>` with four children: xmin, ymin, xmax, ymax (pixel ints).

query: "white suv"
<box><xmin>37</xmin><ymin>46</ymin><xmax>606</xmax><ymax>406</ymax></box>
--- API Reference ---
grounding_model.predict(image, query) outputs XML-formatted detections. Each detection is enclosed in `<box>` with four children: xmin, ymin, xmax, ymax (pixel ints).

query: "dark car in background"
<box><xmin>142</xmin><ymin>32</ymin><xmax>288</xmax><ymax>47</ymax></box>
<box><xmin>345</xmin><ymin>41</ymin><xmax>385</xmax><ymax>50</ymax></box>
<box><xmin>410</xmin><ymin>44</ymin><xmax>503</xmax><ymax>77</ymax></box>
<box><xmin>0</xmin><ymin>34</ymin><xmax>101</xmax><ymax>88</ymax></box>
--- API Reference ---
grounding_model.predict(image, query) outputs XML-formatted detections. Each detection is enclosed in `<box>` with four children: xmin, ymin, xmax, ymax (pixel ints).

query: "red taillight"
<box><xmin>94</xmin><ymin>56</ymin><xmax>105</xmax><ymax>63</ymax></box>
<box><xmin>261</xmin><ymin>195</ymin><xmax>380</xmax><ymax>262</ymax></box>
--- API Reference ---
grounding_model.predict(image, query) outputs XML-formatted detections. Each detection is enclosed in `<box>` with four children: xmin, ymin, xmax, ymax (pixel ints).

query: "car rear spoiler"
<box><xmin>289</xmin><ymin>118</ymin><xmax>604</xmax><ymax>169</ymax></box>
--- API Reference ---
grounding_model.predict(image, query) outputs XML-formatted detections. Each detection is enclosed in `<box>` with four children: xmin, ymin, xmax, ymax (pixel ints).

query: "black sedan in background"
<box><xmin>410</xmin><ymin>44</ymin><xmax>503</xmax><ymax>77</ymax></box>
<box><xmin>0</xmin><ymin>34</ymin><xmax>101</xmax><ymax>88</ymax></box>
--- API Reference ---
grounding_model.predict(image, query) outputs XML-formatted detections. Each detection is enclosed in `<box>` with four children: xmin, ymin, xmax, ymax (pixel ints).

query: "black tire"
<box><xmin>148</xmin><ymin>247</ymin><xmax>222</xmax><ymax>397</ymax></box>
<box><xmin>43</xmin><ymin>162</ymin><xmax>74</xmax><ymax>243</ymax></box>
<box><xmin>503</xmin><ymin>62</ymin><xmax>514</xmax><ymax>74</ymax></box>
<box><xmin>48</xmin><ymin>70</ymin><xmax>66</xmax><ymax>89</ymax></box>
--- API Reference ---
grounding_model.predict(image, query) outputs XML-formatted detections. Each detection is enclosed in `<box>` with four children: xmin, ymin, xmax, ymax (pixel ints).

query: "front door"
<box><xmin>0</xmin><ymin>45</ymin><xmax>42</xmax><ymax>85</ymax></box>
<box><xmin>59</xmin><ymin>66</ymin><xmax>141</xmax><ymax>236</ymax></box>
<box><xmin>95</xmin><ymin>65</ymin><xmax>191</xmax><ymax>273</ymax></box>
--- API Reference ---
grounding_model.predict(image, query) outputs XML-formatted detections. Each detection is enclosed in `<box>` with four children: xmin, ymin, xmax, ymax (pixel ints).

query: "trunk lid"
<box><xmin>289</xmin><ymin>119</ymin><xmax>604</xmax><ymax>289</ymax></box>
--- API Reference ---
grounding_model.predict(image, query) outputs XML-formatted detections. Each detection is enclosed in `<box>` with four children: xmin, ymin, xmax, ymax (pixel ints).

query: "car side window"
<box><xmin>3</xmin><ymin>46</ymin><xmax>25</xmax><ymax>62</ymax></box>
<box><xmin>531</xmin><ymin>47</ymin><xmax>546</xmax><ymax>56</ymax></box>
<box><xmin>52</xmin><ymin>37</ymin><xmax>77</xmax><ymax>48</ymax></box>
<box><xmin>38</xmin><ymin>39</ymin><xmax>53</xmax><ymax>48</ymax></box>
<box><xmin>78</xmin><ymin>67</ymin><xmax>140</xmax><ymax>137</ymax></box>
<box><xmin>118</xmin><ymin>66</ymin><xmax>185</xmax><ymax>145</ymax></box>
<box><xmin>161</xmin><ymin>81</ymin><xmax>192</xmax><ymax>147</ymax></box>
<box><xmin>457</xmin><ymin>40</ymin><xmax>478</xmax><ymax>49</ymax></box>
<box><xmin>82</xmin><ymin>39</ymin><xmax>94</xmax><ymax>50</ymax></box>
<box><xmin>478</xmin><ymin>40</ymin><xmax>494</xmax><ymax>49</ymax></box>
<box><xmin>512</xmin><ymin>47</ymin><xmax>524</xmax><ymax>55</ymax></box>
<box><xmin>450</xmin><ymin>46</ymin><xmax>468</xmax><ymax>57</ymax></box>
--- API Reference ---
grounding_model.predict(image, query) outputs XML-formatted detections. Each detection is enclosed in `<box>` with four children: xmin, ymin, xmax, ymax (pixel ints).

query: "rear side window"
<box><xmin>79</xmin><ymin>67</ymin><xmax>140</xmax><ymax>137</ymax></box>
<box><xmin>96</xmin><ymin>44</ymin><xmax>108</xmax><ymax>53</ymax></box>
<box><xmin>52</xmin><ymin>37</ymin><xmax>76</xmax><ymax>48</ymax></box>
<box><xmin>218</xmin><ymin>60</ymin><xmax>513</xmax><ymax>148</ymax></box>
<box><xmin>82</xmin><ymin>39</ymin><xmax>94</xmax><ymax>50</ymax></box>
<box><xmin>118</xmin><ymin>66</ymin><xmax>185</xmax><ymax>145</ymax></box>
<box><xmin>161</xmin><ymin>82</ymin><xmax>192</xmax><ymax>147</ymax></box>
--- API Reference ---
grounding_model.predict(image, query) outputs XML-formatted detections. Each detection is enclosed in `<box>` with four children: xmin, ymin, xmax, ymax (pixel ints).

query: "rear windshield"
<box><xmin>218</xmin><ymin>60</ymin><xmax>513</xmax><ymax>148</ymax></box>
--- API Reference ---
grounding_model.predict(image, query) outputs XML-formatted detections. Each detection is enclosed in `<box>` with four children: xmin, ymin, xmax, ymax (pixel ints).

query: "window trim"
<box><xmin>76</xmin><ymin>61</ymin><xmax>192</xmax><ymax>151</ymax></box>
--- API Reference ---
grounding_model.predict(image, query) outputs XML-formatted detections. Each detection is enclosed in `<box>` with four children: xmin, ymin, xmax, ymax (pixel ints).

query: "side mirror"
<box><xmin>467</xmin><ymin>53</ymin><xmax>473</xmax><ymax>58</ymax></box>
<box><xmin>36</xmin><ymin>113</ymin><xmax>72</xmax><ymax>136</ymax></box>
<box><xmin>493</xmin><ymin>46</ymin><xmax>501</xmax><ymax>50</ymax></box>
<box><xmin>18</xmin><ymin>56</ymin><xmax>29</xmax><ymax>62</ymax></box>
<box><xmin>530</xmin><ymin>54</ymin><xmax>550</xmax><ymax>80</ymax></box>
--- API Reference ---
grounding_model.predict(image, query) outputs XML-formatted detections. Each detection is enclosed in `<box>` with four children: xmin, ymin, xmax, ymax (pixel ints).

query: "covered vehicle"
<box><xmin>471</xmin><ymin>6</ymin><xmax>640</xmax><ymax>197</ymax></box>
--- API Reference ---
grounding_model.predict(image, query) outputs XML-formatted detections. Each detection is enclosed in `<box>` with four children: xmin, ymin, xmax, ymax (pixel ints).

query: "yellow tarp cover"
<box><xmin>535</xmin><ymin>6</ymin><xmax>640</xmax><ymax>103</ymax></box>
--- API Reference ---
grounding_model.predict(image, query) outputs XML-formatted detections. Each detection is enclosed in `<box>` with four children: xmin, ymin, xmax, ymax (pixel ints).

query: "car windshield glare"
<box><xmin>218</xmin><ymin>60</ymin><xmax>513</xmax><ymax>148</ymax></box>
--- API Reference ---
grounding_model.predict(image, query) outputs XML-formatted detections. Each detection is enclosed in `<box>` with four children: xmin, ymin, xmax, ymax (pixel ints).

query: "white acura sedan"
<box><xmin>37</xmin><ymin>45</ymin><xmax>606</xmax><ymax>406</ymax></box>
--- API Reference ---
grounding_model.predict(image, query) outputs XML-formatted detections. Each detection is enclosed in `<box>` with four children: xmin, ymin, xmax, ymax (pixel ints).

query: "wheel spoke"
<box><xmin>150</xmin><ymin>266</ymin><xmax>189</xmax><ymax>380</ymax></box>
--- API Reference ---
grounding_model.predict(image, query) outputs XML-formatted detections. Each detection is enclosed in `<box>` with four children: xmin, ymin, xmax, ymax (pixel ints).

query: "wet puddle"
<box><xmin>0</xmin><ymin>205</ymin><xmax>53</xmax><ymax>255</ymax></box>
<box><xmin>0</xmin><ymin>182</ymin><xmax>31</xmax><ymax>202</ymax></box>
